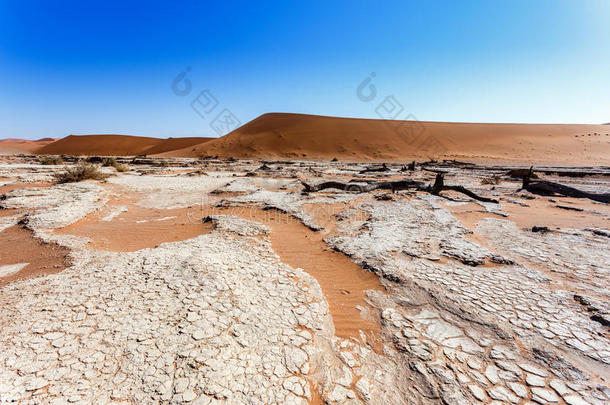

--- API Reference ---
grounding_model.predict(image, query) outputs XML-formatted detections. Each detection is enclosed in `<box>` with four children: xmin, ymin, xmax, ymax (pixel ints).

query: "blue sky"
<box><xmin>1</xmin><ymin>0</ymin><xmax>609</xmax><ymax>139</ymax></box>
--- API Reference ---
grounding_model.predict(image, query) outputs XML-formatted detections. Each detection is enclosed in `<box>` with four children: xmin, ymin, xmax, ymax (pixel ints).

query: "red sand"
<box><xmin>0</xmin><ymin>138</ymin><xmax>58</xmax><ymax>154</ymax></box>
<box><xmin>0</xmin><ymin>225</ymin><xmax>70</xmax><ymax>287</ymax></box>
<box><xmin>141</xmin><ymin>137</ymin><xmax>213</xmax><ymax>155</ymax></box>
<box><xmin>33</xmin><ymin>134</ymin><xmax>213</xmax><ymax>157</ymax></box>
<box><xmin>12</xmin><ymin>113</ymin><xmax>610</xmax><ymax>165</ymax></box>
<box><xmin>165</xmin><ymin>113</ymin><xmax>610</xmax><ymax>165</ymax></box>
<box><xmin>36</xmin><ymin>134</ymin><xmax>163</xmax><ymax>156</ymax></box>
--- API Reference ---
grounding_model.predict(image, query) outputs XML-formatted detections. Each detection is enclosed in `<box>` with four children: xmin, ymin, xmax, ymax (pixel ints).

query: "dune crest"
<box><xmin>165</xmin><ymin>113</ymin><xmax>610</xmax><ymax>165</ymax></box>
<box><xmin>0</xmin><ymin>138</ymin><xmax>58</xmax><ymax>154</ymax></box>
<box><xmin>35</xmin><ymin>134</ymin><xmax>212</xmax><ymax>156</ymax></box>
<box><xmin>7</xmin><ymin>114</ymin><xmax>610</xmax><ymax>165</ymax></box>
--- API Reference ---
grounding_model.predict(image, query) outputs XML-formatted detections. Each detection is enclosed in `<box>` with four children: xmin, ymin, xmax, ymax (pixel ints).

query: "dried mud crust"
<box><xmin>0</xmin><ymin>157</ymin><xmax>608</xmax><ymax>404</ymax></box>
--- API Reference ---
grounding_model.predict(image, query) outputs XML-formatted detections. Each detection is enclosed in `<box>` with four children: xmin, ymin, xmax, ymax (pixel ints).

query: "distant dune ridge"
<box><xmin>33</xmin><ymin>134</ymin><xmax>212</xmax><ymax>157</ymax></box>
<box><xmin>162</xmin><ymin>113</ymin><xmax>610</xmax><ymax>165</ymax></box>
<box><xmin>139</xmin><ymin>137</ymin><xmax>213</xmax><ymax>155</ymax></box>
<box><xmin>3</xmin><ymin>113</ymin><xmax>609</xmax><ymax>165</ymax></box>
<box><xmin>0</xmin><ymin>138</ymin><xmax>58</xmax><ymax>154</ymax></box>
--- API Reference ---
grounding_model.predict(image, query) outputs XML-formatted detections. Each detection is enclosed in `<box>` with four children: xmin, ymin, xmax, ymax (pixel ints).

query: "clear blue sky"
<box><xmin>1</xmin><ymin>0</ymin><xmax>609</xmax><ymax>139</ymax></box>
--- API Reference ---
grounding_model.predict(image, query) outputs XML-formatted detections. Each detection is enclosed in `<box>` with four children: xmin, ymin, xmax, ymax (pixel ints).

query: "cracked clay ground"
<box><xmin>0</xmin><ymin>156</ymin><xmax>608</xmax><ymax>404</ymax></box>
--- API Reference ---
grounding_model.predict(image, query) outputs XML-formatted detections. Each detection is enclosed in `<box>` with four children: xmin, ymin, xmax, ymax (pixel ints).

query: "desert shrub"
<box><xmin>39</xmin><ymin>157</ymin><xmax>63</xmax><ymax>165</ymax></box>
<box><xmin>159</xmin><ymin>160</ymin><xmax>169</xmax><ymax>167</ymax></box>
<box><xmin>53</xmin><ymin>163</ymin><xmax>110</xmax><ymax>184</ymax></box>
<box><xmin>481</xmin><ymin>174</ymin><xmax>502</xmax><ymax>185</ymax></box>
<box><xmin>85</xmin><ymin>156</ymin><xmax>104</xmax><ymax>164</ymax></box>
<box><xmin>114</xmin><ymin>163</ymin><xmax>130</xmax><ymax>172</ymax></box>
<box><xmin>99</xmin><ymin>157</ymin><xmax>129</xmax><ymax>172</ymax></box>
<box><xmin>101</xmin><ymin>157</ymin><xmax>118</xmax><ymax>167</ymax></box>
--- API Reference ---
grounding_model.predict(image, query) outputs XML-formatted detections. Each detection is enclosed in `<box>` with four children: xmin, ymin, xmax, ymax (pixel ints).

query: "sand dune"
<box><xmin>34</xmin><ymin>134</ymin><xmax>211</xmax><ymax>157</ymax></box>
<box><xmin>35</xmin><ymin>134</ymin><xmax>162</xmax><ymax>156</ymax></box>
<box><xmin>141</xmin><ymin>137</ymin><xmax>212</xmax><ymax>155</ymax></box>
<box><xmin>0</xmin><ymin>138</ymin><xmax>57</xmax><ymax>154</ymax></box>
<box><xmin>12</xmin><ymin>114</ymin><xmax>610</xmax><ymax>165</ymax></box>
<box><xmin>165</xmin><ymin>113</ymin><xmax>610</xmax><ymax>165</ymax></box>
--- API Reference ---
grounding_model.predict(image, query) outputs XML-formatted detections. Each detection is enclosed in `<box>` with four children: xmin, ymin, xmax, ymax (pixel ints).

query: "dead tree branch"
<box><xmin>301</xmin><ymin>179</ymin><xmax>424</xmax><ymax>193</ymax></box>
<box><xmin>301</xmin><ymin>173</ymin><xmax>499</xmax><ymax>203</ymax></box>
<box><xmin>428</xmin><ymin>173</ymin><xmax>499</xmax><ymax>203</ymax></box>
<box><xmin>359</xmin><ymin>163</ymin><xmax>390</xmax><ymax>174</ymax></box>
<box><xmin>521</xmin><ymin>167</ymin><xmax>610</xmax><ymax>203</ymax></box>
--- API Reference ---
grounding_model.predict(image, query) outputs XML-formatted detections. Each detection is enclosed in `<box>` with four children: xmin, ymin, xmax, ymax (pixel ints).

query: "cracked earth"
<box><xmin>0</xmin><ymin>156</ymin><xmax>608</xmax><ymax>404</ymax></box>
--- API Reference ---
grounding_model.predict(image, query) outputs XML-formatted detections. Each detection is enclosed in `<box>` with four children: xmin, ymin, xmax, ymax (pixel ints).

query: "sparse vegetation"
<box><xmin>101</xmin><ymin>157</ymin><xmax>130</xmax><ymax>172</ymax></box>
<box><xmin>114</xmin><ymin>163</ymin><xmax>130</xmax><ymax>172</ymax></box>
<box><xmin>39</xmin><ymin>157</ymin><xmax>63</xmax><ymax>165</ymax></box>
<box><xmin>481</xmin><ymin>174</ymin><xmax>502</xmax><ymax>185</ymax></box>
<box><xmin>53</xmin><ymin>163</ymin><xmax>110</xmax><ymax>184</ymax></box>
<box><xmin>85</xmin><ymin>156</ymin><xmax>104</xmax><ymax>164</ymax></box>
<box><xmin>101</xmin><ymin>157</ymin><xmax>118</xmax><ymax>167</ymax></box>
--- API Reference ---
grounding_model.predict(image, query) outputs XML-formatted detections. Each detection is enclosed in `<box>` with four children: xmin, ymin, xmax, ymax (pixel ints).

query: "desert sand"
<box><xmin>13</xmin><ymin>113</ymin><xmax>608</xmax><ymax>166</ymax></box>
<box><xmin>1</xmin><ymin>118</ymin><xmax>609</xmax><ymax>404</ymax></box>
<box><xmin>137</xmin><ymin>136</ymin><xmax>213</xmax><ymax>155</ymax></box>
<box><xmin>35</xmin><ymin>134</ymin><xmax>162</xmax><ymax>156</ymax></box>
<box><xmin>0</xmin><ymin>138</ymin><xmax>57</xmax><ymax>155</ymax></box>
<box><xmin>162</xmin><ymin>113</ymin><xmax>610</xmax><ymax>166</ymax></box>
<box><xmin>0</xmin><ymin>155</ymin><xmax>609</xmax><ymax>404</ymax></box>
<box><xmin>34</xmin><ymin>134</ymin><xmax>212</xmax><ymax>156</ymax></box>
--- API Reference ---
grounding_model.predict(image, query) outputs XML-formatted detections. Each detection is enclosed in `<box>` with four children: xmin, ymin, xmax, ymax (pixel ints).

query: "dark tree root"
<box><xmin>521</xmin><ymin>167</ymin><xmax>610</xmax><ymax>203</ymax></box>
<box><xmin>302</xmin><ymin>173</ymin><xmax>499</xmax><ymax>203</ymax></box>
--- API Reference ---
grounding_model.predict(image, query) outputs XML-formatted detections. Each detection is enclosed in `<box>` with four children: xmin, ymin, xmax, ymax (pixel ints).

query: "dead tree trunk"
<box><xmin>427</xmin><ymin>173</ymin><xmax>499</xmax><ymax>203</ymax></box>
<box><xmin>359</xmin><ymin>163</ymin><xmax>390</xmax><ymax>174</ymax></box>
<box><xmin>301</xmin><ymin>179</ymin><xmax>424</xmax><ymax>193</ymax></box>
<box><xmin>522</xmin><ymin>167</ymin><xmax>610</xmax><ymax>203</ymax></box>
<box><xmin>301</xmin><ymin>173</ymin><xmax>498</xmax><ymax>203</ymax></box>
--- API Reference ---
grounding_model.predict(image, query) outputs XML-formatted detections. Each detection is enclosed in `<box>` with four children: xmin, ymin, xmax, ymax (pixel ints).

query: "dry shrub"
<box><xmin>101</xmin><ymin>157</ymin><xmax>118</xmax><ymax>167</ymax></box>
<box><xmin>101</xmin><ymin>157</ymin><xmax>129</xmax><ymax>172</ymax></box>
<box><xmin>39</xmin><ymin>157</ymin><xmax>63</xmax><ymax>165</ymax></box>
<box><xmin>481</xmin><ymin>174</ymin><xmax>502</xmax><ymax>185</ymax></box>
<box><xmin>53</xmin><ymin>164</ymin><xmax>110</xmax><ymax>184</ymax></box>
<box><xmin>114</xmin><ymin>163</ymin><xmax>130</xmax><ymax>172</ymax></box>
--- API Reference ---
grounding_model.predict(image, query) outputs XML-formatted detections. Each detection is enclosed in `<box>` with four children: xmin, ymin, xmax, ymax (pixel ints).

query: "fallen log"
<box><xmin>521</xmin><ymin>167</ymin><xmax>610</xmax><ymax>203</ymax></box>
<box><xmin>359</xmin><ymin>163</ymin><xmax>390</xmax><ymax>174</ymax></box>
<box><xmin>301</xmin><ymin>173</ymin><xmax>499</xmax><ymax>203</ymax></box>
<box><xmin>428</xmin><ymin>173</ymin><xmax>499</xmax><ymax>203</ymax></box>
<box><xmin>301</xmin><ymin>179</ymin><xmax>424</xmax><ymax>193</ymax></box>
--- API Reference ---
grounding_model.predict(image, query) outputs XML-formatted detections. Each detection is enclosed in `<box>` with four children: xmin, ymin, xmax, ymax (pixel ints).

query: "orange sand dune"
<box><xmin>0</xmin><ymin>138</ymin><xmax>58</xmax><ymax>154</ymax></box>
<box><xmin>141</xmin><ymin>137</ymin><xmax>213</xmax><ymax>155</ymax></box>
<box><xmin>165</xmin><ymin>113</ymin><xmax>610</xmax><ymax>166</ymax></box>
<box><xmin>35</xmin><ymin>134</ymin><xmax>214</xmax><ymax>157</ymax></box>
<box><xmin>36</xmin><ymin>134</ymin><xmax>162</xmax><ymax>156</ymax></box>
